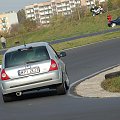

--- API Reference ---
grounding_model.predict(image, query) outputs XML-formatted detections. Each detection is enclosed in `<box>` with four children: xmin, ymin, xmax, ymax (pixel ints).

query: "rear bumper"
<box><xmin>1</xmin><ymin>71</ymin><xmax>62</xmax><ymax>95</ymax></box>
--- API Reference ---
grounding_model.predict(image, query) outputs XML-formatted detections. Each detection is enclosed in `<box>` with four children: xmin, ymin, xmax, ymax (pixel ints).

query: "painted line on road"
<box><xmin>68</xmin><ymin>64</ymin><xmax>119</xmax><ymax>99</ymax></box>
<box><xmin>63</xmin><ymin>37</ymin><xmax>120</xmax><ymax>52</ymax></box>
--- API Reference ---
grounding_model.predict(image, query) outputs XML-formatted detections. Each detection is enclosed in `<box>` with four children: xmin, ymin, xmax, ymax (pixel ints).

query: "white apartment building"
<box><xmin>0</xmin><ymin>11</ymin><xmax>18</xmax><ymax>32</ymax></box>
<box><xmin>25</xmin><ymin>0</ymin><xmax>97</xmax><ymax>25</ymax></box>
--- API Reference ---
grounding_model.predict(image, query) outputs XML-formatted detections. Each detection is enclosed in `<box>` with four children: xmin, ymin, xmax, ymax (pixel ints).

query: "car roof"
<box><xmin>5</xmin><ymin>42</ymin><xmax>49</xmax><ymax>53</ymax></box>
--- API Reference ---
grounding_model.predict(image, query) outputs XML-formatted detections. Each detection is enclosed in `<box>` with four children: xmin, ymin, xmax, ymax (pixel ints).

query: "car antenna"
<box><xmin>24</xmin><ymin>40</ymin><xmax>26</xmax><ymax>47</ymax></box>
<box><xmin>21</xmin><ymin>33</ymin><xmax>26</xmax><ymax>47</ymax></box>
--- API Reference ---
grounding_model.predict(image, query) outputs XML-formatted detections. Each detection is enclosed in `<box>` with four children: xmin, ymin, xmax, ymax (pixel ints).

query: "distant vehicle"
<box><xmin>90</xmin><ymin>6</ymin><xmax>104</xmax><ymax>16</ymax></box>
<box><xmin>108</xmin><ymin>17</ymin><xmax>120</xmax><ymax>27</ymax></box>
<box><xmin>0</xmin><ymin>42</ymin><xmax>70</xmax><ymax>102</ymax></box>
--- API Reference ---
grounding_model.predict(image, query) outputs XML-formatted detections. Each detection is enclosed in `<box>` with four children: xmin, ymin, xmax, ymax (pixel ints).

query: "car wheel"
<box><xmin>56</xmin><ymin>81</ymin><xmax>67</xmax><ymax>95</ymax></box>
<box><xmin>2</xmin><ymin>94</ymin><xmax>14</xmax><ymax>102</ymax></box>
<box><xmin>92</xmin><ymin>13</ymin><xmax>96</xmax><ymax>16</ymax></box>
<box><xmin>65</xmin><ymin>75</ymin><xmax>70</xmax><ymax>90</ymax></box>
<box><xmin>63</xmin><ymin>70</ymin><xmax>70</xmax><ymax>90</ymax></box>
<box><xmin>108</xmin><ymin>23</ymin><xmax>111</xmax><ymax>27</ymax></box>
<box><xmin>111</xmin><ymin>23</ymin><xmax>116</xmax><ymax>27</ymax></box>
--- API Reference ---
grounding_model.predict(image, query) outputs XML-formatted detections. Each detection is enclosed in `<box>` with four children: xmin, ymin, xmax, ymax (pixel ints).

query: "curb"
<box><xmin>69</xmin><ymin>64</ymin><xmax>120</xmax><ymax>98</ymax></box>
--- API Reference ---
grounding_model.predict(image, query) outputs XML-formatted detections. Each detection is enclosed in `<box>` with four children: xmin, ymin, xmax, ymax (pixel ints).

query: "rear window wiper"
<box><xmin>18</xmin><ymin>47</ymin><xmax>33</xmax><ymax>51</ymax></box>
<box><xmin>26</xmin><ymin>60</ymin><xmax>40</xmax><ymax>64</ymax></box>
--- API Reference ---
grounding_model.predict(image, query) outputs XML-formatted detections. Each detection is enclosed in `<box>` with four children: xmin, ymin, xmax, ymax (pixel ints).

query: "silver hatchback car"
<box><xmin>0</xmin><ymin>42</ymin><xmax>69</xmax><ymax>102</ymax></box>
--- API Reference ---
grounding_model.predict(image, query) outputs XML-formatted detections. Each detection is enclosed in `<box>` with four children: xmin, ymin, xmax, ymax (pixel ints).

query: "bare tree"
<box><xmin>17</xmin><ymin>9</ymin><xmax>26</xmax><ymax>24</ymax></box>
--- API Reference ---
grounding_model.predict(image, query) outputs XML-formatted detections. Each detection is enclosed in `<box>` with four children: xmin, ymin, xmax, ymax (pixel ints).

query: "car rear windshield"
<box><xmin>5</xmin><ymin>46</ymin><xmax>50</xmax><ymax>68</ymax></box>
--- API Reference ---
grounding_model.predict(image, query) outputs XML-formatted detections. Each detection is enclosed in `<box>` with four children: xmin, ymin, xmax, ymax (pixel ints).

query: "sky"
<box><xmin>0</xmin><ymin>0</ymin><xmax>46</xmax><ymax>13</ymax></box>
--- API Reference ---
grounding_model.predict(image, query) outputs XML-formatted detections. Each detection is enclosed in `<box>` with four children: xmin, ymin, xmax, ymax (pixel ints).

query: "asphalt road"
<box><xmin>1</xmin><ymin>38</ymin><xmax>120</xmax><ymax>120</ymax></box>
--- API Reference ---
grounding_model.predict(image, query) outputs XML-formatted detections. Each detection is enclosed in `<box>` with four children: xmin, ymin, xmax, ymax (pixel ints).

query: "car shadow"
<box><xmin>12</xmin><ymin>89</ymin><xmax>57</xmax><ymax>102</ymax></box>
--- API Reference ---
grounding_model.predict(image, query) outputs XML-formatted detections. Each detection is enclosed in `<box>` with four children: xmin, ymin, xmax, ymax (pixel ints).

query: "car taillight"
<box><xmin>49</xmin><ymin>59</ymin><xmax>58</xmax><ymax>71</ymax></box>
<box><xmin>1</xmin><ymin>69</ymin><xmax>10</xmax><ymax>81</ymax></box>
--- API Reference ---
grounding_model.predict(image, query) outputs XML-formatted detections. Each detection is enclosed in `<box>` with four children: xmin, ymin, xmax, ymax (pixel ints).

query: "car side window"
<box><xmin>49</xmin><ymin>45</ymin><xmax>60</xmax><ymax>59</ymax></box>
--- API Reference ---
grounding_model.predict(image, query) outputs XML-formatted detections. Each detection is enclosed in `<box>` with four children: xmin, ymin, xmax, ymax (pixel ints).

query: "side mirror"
<box><xmin>59</xmin><ymin>52</ymin><xmax>66</xmax><ymax>58</ymax></box>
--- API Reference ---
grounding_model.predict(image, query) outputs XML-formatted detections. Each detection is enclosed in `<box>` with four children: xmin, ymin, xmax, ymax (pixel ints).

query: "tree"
<box><xmin>79</xmin><ymin>6</ymin><xmax>90</xmax><ymax>18</ymax></box>
<box><xmin>17</xmin><ymin>9</ymin><xmax>26</xmax><ymax>24</ymax></box>
<box><xmin>111</xmin><ymin>0</ymin><xmax>120</xmax><ymax>10</ymax></box>
<box><xmin>107</xmin><ymin>0</ymin><xmax>113</xmax><ymax>11</ymax></box>
<box><xmin>72</xmin><ymin>7</ymin><xmax>81</xmax><ymax>21</ymax></box>
<box><xmin>10</xmin><ymin>24</ymin><xmax>20</xmax><ymax>35</ymax></box>
<box><xmin>50</xmin><ymin>14</ymin><xmax>65</xmax><ymax>27</ymax></box>
<box><xmin>22</xmin><ymin>18</ymin><xmax>37</xmax><ymax>32</ymax></box>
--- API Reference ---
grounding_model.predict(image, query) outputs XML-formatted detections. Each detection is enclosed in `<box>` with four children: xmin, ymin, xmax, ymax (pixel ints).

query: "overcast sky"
<box><xmin>0</xmin><ymin>0</ymin><xmax>46</xmax><ymax>13</ymax></box>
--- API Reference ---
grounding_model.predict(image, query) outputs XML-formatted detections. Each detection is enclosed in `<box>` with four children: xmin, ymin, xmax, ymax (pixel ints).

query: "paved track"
<box><xmin>1</xmin><ymin>27</ymin><xmax>120</xmax><ymax>55</ymax></box>
<box><xmin>0</xmin><ymin>38</ymin><xmax>120</xmax><ymax>120</ymax></box>
<box><xmin>50</xmin><ymin>27</ymin><xmax>120</xmax><ymax>44</ymax></box>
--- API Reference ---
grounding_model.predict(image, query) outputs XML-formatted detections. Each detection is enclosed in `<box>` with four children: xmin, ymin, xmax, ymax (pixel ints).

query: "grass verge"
<box><xmin>0</xmin><ymin>55</ymin><xmax>3</xmax><ymax>64</ymax></box>
<box><xmin>52</xmin><ymin>31</ymin><xmax>120</xmax><ymax>51</ymax></box>
<box><xmin>0</xmin><ymin>30</ymin><xmax>120</xmax><ymax>64</ymax></box>
<box><xmin>101</xmin><ymin>76</ymin><xmax>120</xmax><ymax>92</ymax></box>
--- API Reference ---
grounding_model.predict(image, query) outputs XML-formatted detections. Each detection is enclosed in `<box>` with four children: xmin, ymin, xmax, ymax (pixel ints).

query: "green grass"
<box><xmin>0</xmin><ymin>55</ymin><xmax>3</xmax><ymax>64</ymax></box>
<box><xmin>101</xmin><ymin>76</ymin><xmax>120</xmax><ymax>92</ymax></box>
<box><xmin>3</xmin><ymin>9</ymin><xmax>120</xmax><ymax>49</ymax></box>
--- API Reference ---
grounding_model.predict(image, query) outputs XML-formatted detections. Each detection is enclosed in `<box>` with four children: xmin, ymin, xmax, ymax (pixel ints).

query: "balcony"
<box><xmin>45</xmin><ymin>11</ymin><xmax>51</xmax><ymax>15</ymax></box>
<box><xmin>63</xmin><ymin>11</ymin><xmax>71</xmax><ymax>15</ymax></box>
<box><xmin>26</xmin><ymin>10</ymin><xmax>30</xmax><ymax>13</ymax></box>
<box><xmin>61</xmin><ymin>2</ymin><xmax>70</xmax><ymax>7</ymax></box>
<box><xmin>30</xmin><ymin>9</ymin><xmax>34</xmax><ymax>12</ymax></box>
<box><xmin>44</xmin><ymin>6</ymin><xmax>52</xmax><ymax>10</ymax></box>
<box><xmin>40</xmin><ymin>17</ymin><xmax>46</xmax><ymax>20</ymax></box>
<box><xmin>34</xmin><ymin>7</ymin><xmax>39</xmax><ymax>10</ymax></box>
<box><xmin>86</xmin><ymin>1</ymin><xmax>95</xmax><ymax>6</ymax></box>
<box><xmin>27</xmin><ymin>14</ymin><xmax>35</xmax><ymax>18</ymax></box>
<box><xmin>69</xmin><ymin>0</ymin><xmax>74</xmax><ymax>3</ymax></box>
<box><xmin>40</xmin><ymin>12</ymin><xmax>45</xmax><ymax>15</ymax></box>
<box><xmin>27</xmin><ymin>14</ymin><xmax>31</xmax><ymax>18</ymax></box>
<box><xmin>57</xmin><ymin>9</ymin><xmax>62</xmax><ymax>12</ymax></box>
<box><xmin>39</xmin><ymin>7</ymin><xmax>44</xmax><ymax>11</ymax></box>
<box><xmin>57</xmin><ymin>4</ymin><xmax>62</xmax><ymax>8</ymax></box>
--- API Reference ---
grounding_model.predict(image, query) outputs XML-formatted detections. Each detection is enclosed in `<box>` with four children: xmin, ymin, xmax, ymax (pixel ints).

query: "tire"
<box><xmin>92</xmin><ymin>13</ymin><xmax>96</xmax><ymax>16</ymax></box>
<box><xmin>63</xmin><ymin>70</ymin><xmax>70</xmax><ymax>90</ymax></box>
<box><xmin>108</xmin><ymin>23</ymin><xmax>111</xmax><ymax>27</ymax></box>
<box><xmin>56</xmin><ymin>82</ymin><xmax>67</xmax><ymax>95</ymax></box>
<box><xmin>111</xmin><ymin>23</ymin><xmax>116</xmax><ymax>27</ymax></box>
<box><xmin>2</xmin><ymin>94</ymin><xmax>14</xmax><ymax>102</ymax></box>
<box><xmin>65</xmin><ymin>75</ymin><xmax>70</xmax><ymax>90</ymax></box>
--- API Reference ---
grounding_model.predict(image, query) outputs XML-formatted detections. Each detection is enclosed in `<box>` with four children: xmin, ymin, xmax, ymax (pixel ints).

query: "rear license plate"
<box><xmin>18</xmin><ymin>66</ymin><xmax>40</xmax><ymax>76</ymax></box>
